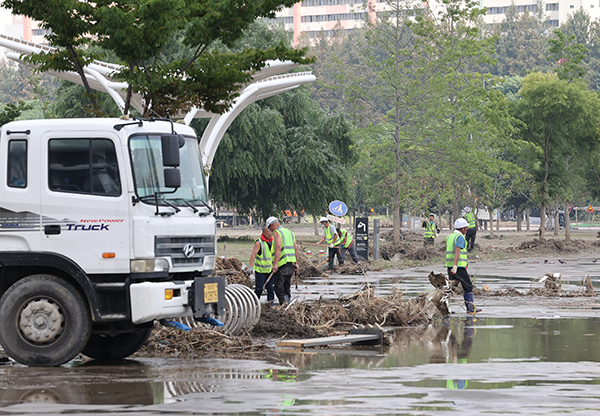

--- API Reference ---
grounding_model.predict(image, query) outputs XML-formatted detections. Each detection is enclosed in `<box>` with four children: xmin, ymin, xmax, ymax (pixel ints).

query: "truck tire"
<box><xmin>0</xmin><ymin>275</ymin><xmax>91</xmax><ymax>367</ymax></box>
<box><xmin>81</xmin><ymin>328</ymin><xmax>152</xmax><ymax>360</ymax></box>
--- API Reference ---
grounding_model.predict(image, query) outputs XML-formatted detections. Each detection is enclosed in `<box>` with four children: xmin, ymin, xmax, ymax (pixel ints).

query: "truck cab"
<box><xmin>0</xmin><ymin>117</ymin><xmax>222</xmax><ymax>366</ymax></box>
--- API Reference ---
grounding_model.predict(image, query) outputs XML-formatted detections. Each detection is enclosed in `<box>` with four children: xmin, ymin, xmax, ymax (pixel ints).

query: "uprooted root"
<box><xmin>286</xmin><ymin>287</ymin><xmax>431</xmax><ymax>332</ymax></box>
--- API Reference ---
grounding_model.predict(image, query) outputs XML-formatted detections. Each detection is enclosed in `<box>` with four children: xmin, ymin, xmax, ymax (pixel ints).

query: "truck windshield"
<box><xmin>129</xmin><ymin>134</ymin><xmax>208</xmax><ymax>204</ymax></box>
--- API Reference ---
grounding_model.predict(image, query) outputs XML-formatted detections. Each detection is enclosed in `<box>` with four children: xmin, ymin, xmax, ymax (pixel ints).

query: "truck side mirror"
<box><xmin>161</xmin><ymin>134</ymin><xmax>183</xmax><ymax>167</ymax></box>
<box><xmin>164</xmin><ymin>168</ymin><xmax>181</xmax><ymax>188</ymax></box>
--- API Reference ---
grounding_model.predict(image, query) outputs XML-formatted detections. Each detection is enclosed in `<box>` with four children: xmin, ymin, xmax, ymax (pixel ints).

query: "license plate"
<box><xmin>204</xmin><ymin>282</ymin><xmax>218</xmax><ymax>303</ymax></box>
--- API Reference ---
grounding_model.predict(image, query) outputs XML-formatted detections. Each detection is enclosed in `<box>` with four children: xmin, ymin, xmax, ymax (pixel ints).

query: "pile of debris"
<box><xmin>286</xmin><ymin>286</ymin><xmax>432</xmax><ymax>333</ymax></box>
<box><xmin>136</xmin><ymin>321</ymin><xmax>269</xmax><ymax>359</ymax></box>
<box><xmin>214</xmin><ymin>257</ymin><xmax>252</xmax><ymax>287</ymax></box>
<box><xmin>473</xmin><ymin>272</ymin><xmax>596</xmax><ymax>297</ymax></box>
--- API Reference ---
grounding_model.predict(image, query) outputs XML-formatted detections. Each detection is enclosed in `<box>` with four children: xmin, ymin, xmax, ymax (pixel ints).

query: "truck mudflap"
<box><xmin>129</xmin><ymin>276</ymin><xmax>226</xmax><ymax>325</ymax></box>
<box><xmin>190</xmin><ymin>276</ymin><xmax>226</xmax><ymax>319</ymax></box>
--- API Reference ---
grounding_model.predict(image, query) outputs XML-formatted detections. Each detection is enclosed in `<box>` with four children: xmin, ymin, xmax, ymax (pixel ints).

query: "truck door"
<box><xmin>40</xmin><ymin>135</ymin><xmax>130</xmax><ymax>274</ymax></box>
<box><xmin>0</xmin><ymin>135</ymin><xmax>42</xmax><ymax>252</ymax></box>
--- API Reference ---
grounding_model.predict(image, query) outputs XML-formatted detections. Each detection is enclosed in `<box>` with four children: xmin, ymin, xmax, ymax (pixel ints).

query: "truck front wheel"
<box><xmin>0</xmin><ymin>275</ymin><xmax>91</xmax><ymax>367</ymax></box>
<box><xmin>81</xmin><ymin>328</ymin><xmax>152</xmax><ymax>360</ymax></box>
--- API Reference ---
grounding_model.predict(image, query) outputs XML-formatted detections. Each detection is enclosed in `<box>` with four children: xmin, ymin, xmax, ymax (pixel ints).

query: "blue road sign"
<box><xmin>329</xmin><ymin>200</ymin><xmax>348</xmax><ymax>216</ymax></box>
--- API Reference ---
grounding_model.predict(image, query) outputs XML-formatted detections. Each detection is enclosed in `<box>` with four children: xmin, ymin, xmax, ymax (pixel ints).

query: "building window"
<box><xmin>32</xmin><ymin>29</ymin><xmax>52</xmax><ymax>36</ymax></box>
<box><xmin>570</xmin><ymin>4</ymin><xmax>574</xmax><ymax>8</ymax></box>
<box><xmin>547</xmin><ymin>19</ymin><xmax>559</xmax><ymax>27</ymax></box>
<box><xmin>546</xmin><ymin>3</ymin><xmax>559</xmax><ymax>11</ymax></box>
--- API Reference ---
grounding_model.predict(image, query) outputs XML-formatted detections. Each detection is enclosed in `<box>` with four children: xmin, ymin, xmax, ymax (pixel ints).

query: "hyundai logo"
<box><xmin>183</xmin><ymin>244</ymin><xmax>195</xmax><ymax>258</ymax></box>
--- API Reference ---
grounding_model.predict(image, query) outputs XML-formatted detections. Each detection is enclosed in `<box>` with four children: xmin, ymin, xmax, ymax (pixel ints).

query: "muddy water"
<box><xmin>2</xmin><ymin>257</ymin><xmax>600</xmax><ymax>415</ymax></box>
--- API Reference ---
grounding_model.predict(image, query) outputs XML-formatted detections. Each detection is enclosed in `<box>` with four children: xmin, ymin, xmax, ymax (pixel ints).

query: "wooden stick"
<box><xmin>262</xmin><ymin>271</ymin><xmax>274</xmax><ymax>292</ymax></box>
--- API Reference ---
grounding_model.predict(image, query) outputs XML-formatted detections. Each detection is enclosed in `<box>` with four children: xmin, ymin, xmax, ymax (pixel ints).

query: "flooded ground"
<box><xmin>1</xmin><ymin>255</ymin><xmax>600</xmax><ymax>415</ymax></box>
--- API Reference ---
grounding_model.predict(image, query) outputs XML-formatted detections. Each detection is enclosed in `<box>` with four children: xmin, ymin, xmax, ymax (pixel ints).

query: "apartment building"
<box><xmin>482</xmin><ymin>0</ymin><xmax>600</xmax><ymax>28</ymax></box>
<box><xmin>274</xmin><ymin>0</ymin><xmax>600</xmax><ymax>43</ymax></box>
<box><xmin>0</xmin><ymin>8</ymin><xmax>49</xmax><ymax>44</ymax></box>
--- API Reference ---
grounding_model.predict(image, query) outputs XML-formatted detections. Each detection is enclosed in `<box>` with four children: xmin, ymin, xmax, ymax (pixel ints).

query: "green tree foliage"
<box><xmin>0</xmin><ymin>101</ymin><xmax>33</xmax><ymax>125</ymax></box>
<box><xmin>208</xmin><ymin>86</ymin><xmax>356</xmax><ymax>220</ymax></box>
<box><xmin>548</xmin><ymin>29</ymin><xmax>588</xmax><ymax>81</ymax></box>
<box><xmin>2</xmin><ymin>0</ymin><xmax>312</xmax><ymax>117</ymax></box>
<box><xmin>511</xmin><ymin>72</ymin><xmax>600</xmax><ymax>238</ymax></box>
<box><xmin>492</xmin><ymin>4</ymin><xmax>550</xmax><ymax>76</ymax></box>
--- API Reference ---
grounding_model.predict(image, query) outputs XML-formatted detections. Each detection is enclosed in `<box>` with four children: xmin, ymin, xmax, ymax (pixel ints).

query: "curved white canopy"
<box><xmin>0</xmin><ymin>33</ymin><xmax>315</xmax><ymax>170</ymax></box>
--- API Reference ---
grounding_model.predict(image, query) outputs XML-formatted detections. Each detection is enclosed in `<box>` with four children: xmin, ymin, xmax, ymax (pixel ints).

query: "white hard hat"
<box><xmin>319</xmin><ymin>217</ymin><xmax>329</xmax><ymax>223</ymax></box>
<box><xmin>454</xmin><ymin>218</ymin><xmax>469</xmax><ymax>229</ymax></box>
<box><xmin>463</xmin><ymin>206</ymin><xmax>471</xmax><ymax>213</ymax></box>
<box><xmin>265</xmin><ymin>216</ymin><xmax>278</xmax><ymax>226</ymax></box>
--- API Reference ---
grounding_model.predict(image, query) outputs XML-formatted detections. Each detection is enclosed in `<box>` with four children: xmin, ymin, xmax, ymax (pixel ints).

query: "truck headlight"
<box><xmin>130</xmin><ymin>258</ymin><xmax>170</xmax><ymax>273</ymax></box>
<box><xmin>203</xmin><ymin>255</ymin><xmax>215</xmax><ymax>270</ymax></box>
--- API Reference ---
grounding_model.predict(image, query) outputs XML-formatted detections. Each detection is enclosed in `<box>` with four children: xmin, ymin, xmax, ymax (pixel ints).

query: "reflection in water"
<box><xmin>2</xmin><ymin>317</ymin><xmax>600</xmax><ymax>413</ymax></box>
<box><xmin>0</xmin><ymin>359</ymin><xmax>289</xmax><ymax>407</ymax></box>
<box><xmin>444</xmin><ymin>317</ymin><xmax>475</xmax><ymax>390</ymax></box>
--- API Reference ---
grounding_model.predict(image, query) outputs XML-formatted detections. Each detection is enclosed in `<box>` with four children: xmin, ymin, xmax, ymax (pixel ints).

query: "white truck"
<box><xmin>0</xmin><ymin>116</ymin><xmax>225</xmax><ymax>366</ymax></box>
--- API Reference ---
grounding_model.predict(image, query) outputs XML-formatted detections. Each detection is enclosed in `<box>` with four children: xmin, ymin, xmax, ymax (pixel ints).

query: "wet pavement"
<box><xmin>1</xmin><ymin>256</ymin><xmax>600</xmax><ymax>415</ymax></box>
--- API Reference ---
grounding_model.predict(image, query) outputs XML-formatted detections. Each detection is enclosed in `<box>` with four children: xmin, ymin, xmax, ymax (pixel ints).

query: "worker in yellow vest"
<box><xmin>316</xmin><ymin>217</ymin><xmax>341</xmax><ymax>272</ymax></box>
<box><xmin>336</xmin><ymin>227</ymin><xmax>359</xmax><ymax>263</ymax></box>
<box><xmin>462</xmin><ymin>207</ymin><xmax>477</xmax><ymax>252</ymax></box>
<box><xmin>248</xmin><ymin>226</ymin><xmax>275</xmax><ymax>306</ymax></box>
<box><xmin>266</xmin><ymin>216</ymin><xmax>299</xmax><ymax>305</ymax></box>
<box><xmin>422</xmin><ymin>213</ymin><xmax>440</xmax><ymax>246</ymax></box>
<box><xmin>446</xmin><ymin>218</ymin><xmax>480</xmax><ymax>314</ymax></box>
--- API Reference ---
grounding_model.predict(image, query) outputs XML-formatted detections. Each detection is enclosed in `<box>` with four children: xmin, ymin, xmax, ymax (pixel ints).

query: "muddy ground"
<box><xmin>136</xmin><ymin>229</ymin><xmax>600</xmax><ymax>361</ymax></box>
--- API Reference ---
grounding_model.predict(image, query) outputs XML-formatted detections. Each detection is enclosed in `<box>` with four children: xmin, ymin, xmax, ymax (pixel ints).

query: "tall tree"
<box><xmin>2</xmin><ymin>0</ymin><xmax>312</xmax><ymax>117</ymax></box>
<box><xmin>493</xmin><ymin>4</ymin><xmax>550</xmax><ymax>76</ymax></box>
<box><xmin>209</xmin><ymin>86</ymin><xmax>356</xmax><ymax>221</ymax></box>
<box><xmin>512</xmin><ymin>72</ymin><xmax>600</xmax><ymax>238</ymax></box>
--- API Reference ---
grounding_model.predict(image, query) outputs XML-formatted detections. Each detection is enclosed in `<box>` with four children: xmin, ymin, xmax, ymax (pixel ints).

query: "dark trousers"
<box><xmin>254</xmin><ymin>271</ymin><xmax>275</xmax><ymax>302</ymax></box>
<box><xmin>340</xmin><ymin>243</ymin><xmax>360</xmax><ymax>263</ymax></box>
<box><xmin>466</xmin><ymin>228</ymin><xmax>476</xmax><ymax>252</ymax></box>
<box><xmin>447</xmin><ymin>267</ymin><xmax>473</xmax><ymax>294</ymax></box>
<box><xmin>273</xmin><ymin>262</ymin><xmax>294</xmax><ymax>304</ymax></box>
<box><xmin>328</xmin><ymin>246</ymin><xmax>343</xmax><ymax>269</ymax></box>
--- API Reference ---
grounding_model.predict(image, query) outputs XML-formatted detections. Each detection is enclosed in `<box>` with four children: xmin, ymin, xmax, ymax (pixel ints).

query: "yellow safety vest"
<box><xmin>424</xmin><ymin>221</ymin><xmax>437</xmax><ymax>238</ymax></box>
<box><xmin>254</xmin><ymin>239</ymin><xmax>273</xmax><ymax>273</ymax></box>
<box><xmin>446</xmin><ymin>231</ymin><xmax>467</xmax><ymax>268</ymax></box>
<box><xmin>275</xmin><ymin>226</ymin><xmax>297</xmax><ymax>267</ymax></box>
<box><xmin>324</xmin><ymin>224</ymin><xmax>340</xmax><ymax>246</ymax></box>
<box><xmin>339</xmin><ymin>229</ymin><xmax>353</xmax><ymax>248</ymax></box>
<box><xmin>464</xmin><ymin>212</ymin><xmax>476</xmax><ymax>229</ymax></box>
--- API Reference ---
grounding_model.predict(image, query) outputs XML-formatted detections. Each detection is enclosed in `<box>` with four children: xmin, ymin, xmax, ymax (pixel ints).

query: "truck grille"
<box><xmin>155</xmin><ymin>236</ymin><xmax>215</xmax><ymax>267</ymax></box>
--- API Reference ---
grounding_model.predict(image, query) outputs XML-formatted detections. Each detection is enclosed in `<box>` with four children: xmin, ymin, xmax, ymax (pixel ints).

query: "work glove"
<box><xmin>329</xmin><ymin>244</ymin><xmax>334</xmax><ymax>248</ymax></box>
<box><xmin>451</xmin><ymin>265</ymin><xmax>458</xmax><ymax>275</ymax></box>
<box><xmin>247</xmin><ymin>266</ymin><xmax>253</xmax><ymax>275</ymax></box>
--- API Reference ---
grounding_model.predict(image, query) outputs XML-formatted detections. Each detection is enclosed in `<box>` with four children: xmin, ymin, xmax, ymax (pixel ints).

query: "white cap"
<box><xmin>319</xmin><ymin>217</ymin><xmax>329</xmax><ymax>223</ymax></box>
<box><xmin>265</xmin><ymin>216</ymin><xmax>278</xmax><ymax>226</ymax></box>
<box><xmin>454</xmin><ymin>218</ymin><xmax>469</xmax><ymax>229</ymax></box>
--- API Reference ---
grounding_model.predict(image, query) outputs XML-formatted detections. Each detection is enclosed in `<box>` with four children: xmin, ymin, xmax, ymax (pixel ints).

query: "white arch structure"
<box><xmin>0</xmin><ymin>34</ymin><xmax>315</xmax><ymax>169</ymax></box>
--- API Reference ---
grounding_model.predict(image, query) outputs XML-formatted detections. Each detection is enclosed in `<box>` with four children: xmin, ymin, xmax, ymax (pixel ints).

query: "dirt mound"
<box><xmin>297</xmin><ymin>251</ymin><xmax>328</xmax><ymax>278</ymax></box>
<box><xmin>380</xmin><ymin>229</ymin><xmax>423</xmax><ymax>243</ymax></box>
<box><xmin>336</xmin><ymin>261</ymin><xmax>381</xmax><ymax>275</ymax></box>
<box><xmin>379</xmin><ymin>242</ymin><xmax>443</xmax><ymax>261</ymax></box>
<box><xmin>515</xmin><ymin>238</ymin><xmax>591</xmax><ymax>254</ymax></box>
